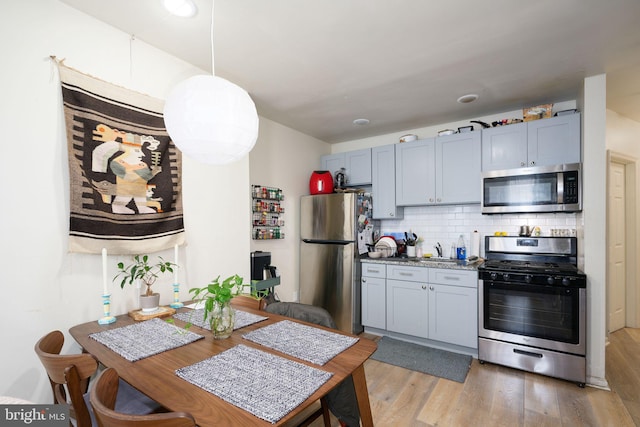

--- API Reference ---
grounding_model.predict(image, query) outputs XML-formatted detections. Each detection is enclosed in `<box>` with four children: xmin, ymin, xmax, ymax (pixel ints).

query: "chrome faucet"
<box><xmin>434</xmin><ymin>242</ymin><xmax>443</xmax><ymax>258</ymax></box>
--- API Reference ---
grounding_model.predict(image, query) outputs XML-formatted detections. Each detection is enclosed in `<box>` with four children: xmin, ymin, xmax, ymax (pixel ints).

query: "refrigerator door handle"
<box><xmin>302</xmin><ymin>239</ymin><xmax>351</xmax><ymax>245</ymax></box>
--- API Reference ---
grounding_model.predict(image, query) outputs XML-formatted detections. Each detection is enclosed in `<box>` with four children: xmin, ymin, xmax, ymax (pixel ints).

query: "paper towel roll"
<box><xmin>470</xmin><ymin>230</ymin><xmax>480</xmax><ymax>257</ymax></box>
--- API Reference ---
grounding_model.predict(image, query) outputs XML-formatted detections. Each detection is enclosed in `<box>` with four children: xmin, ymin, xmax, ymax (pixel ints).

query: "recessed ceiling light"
<box><xmin>353</xmin><ymin>118</ymin><xmax>370</xmax><ymax>125</ymax></box>
<box><xmin>457</xmin><ymin>94</ymin><xmax>479</xmax><ymax>104</ymax></box>
<box><xmin>162</xmin><ymin>0</ymin><xmax>198</xmax><ymax>18</ymax></box>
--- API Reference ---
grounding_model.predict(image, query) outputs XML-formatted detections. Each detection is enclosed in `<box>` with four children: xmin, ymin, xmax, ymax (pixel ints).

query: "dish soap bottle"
<box><xmin>457</xmin><ymin>234</ymin><xmax>466</xmax><ymax>260</ymax></box>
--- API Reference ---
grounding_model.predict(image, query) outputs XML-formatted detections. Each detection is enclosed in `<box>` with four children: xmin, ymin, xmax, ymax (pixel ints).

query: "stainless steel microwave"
<box><xmin>482</xmin><ymin>163</ymin><xmax>582</xmax><ymax>214</ymax></box>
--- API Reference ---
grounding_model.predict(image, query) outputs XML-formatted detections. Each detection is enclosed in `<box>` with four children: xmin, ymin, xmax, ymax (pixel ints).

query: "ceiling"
<box><xmin>59</xmin><ymin>0</ymin><xmax>640</xmax><ymax>143</ymax></box>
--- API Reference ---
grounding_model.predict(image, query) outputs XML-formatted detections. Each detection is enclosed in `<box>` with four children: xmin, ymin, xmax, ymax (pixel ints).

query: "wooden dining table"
<box><xmin>69</xmin><ymin>302</ymin><xmax>377</xmax><ymax>426</ymax></box>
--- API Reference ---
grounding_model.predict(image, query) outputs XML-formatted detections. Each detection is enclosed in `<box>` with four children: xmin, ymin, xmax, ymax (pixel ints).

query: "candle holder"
<box><xmin>98</xmin><ymin>294</ymin><xmax>116</xmax><ymax>325</ymax></box>
<box><xmin>170</xmin><ymin>283</ymin><xmax>184</xmax><ymax>309</ymax></box>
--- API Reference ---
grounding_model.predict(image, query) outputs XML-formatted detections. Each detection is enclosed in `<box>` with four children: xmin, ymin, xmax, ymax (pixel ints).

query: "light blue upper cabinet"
<box><xmin>372</xmin><ymin>144</ymin><xmax>403</xmax><ymax>219</ymax></box>
<box><xmin>482</xmin><ymin>113</ymin><xmax>581</xmax><ymax>171</ymax></box>
<box><xmin>396</xmin><ymin>133</ymin><xmax>481</xmax><ymax>206</ymax></box>
<box><xmin>320</xmin><ymin>153</ymin><xmax>345</xmax><ymax>179</ymax></box>
<box><xmin>395</xmin><ymin>138</ymin><xmax>436</xmax><ymax>206</ymax></box>
<box><xmin>436</xmin><ymin>131</ymin><xmax>482</xmax><ymax>204</ymax></box>
<box><xmin>320</xmin><ymin>148</ymin><xmax>372</xmax><ymax>186</ymax></box>
<box><xmin>481</xmin><ymin>122</ymin><xmax>528</xmax><ymax>171</ymax></box>
<box><xmin>527</xmin><ymin>113</ymin><xmax>581</xmax><ymax>167</ymax></box>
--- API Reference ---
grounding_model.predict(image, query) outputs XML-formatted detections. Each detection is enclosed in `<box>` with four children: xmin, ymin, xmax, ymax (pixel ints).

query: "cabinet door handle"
<box><xmin>429</xmin><ymin>198</ymin><xmax>434</xmax><ymax>202</ymax></box>
<box><xmin>443</xmin><ymin>276</ymin><xmax>460</xmax><ymax>281</ymax></box>
<box><xmin>520</xmin><ymin>161</ymin><xmax>526</xmax><ymax>167</ymax></box>
<box><xmin>437</xmin><ymin>198</ymin><xmax>441</xmax><ymax>202</ymax></box>
<box><xmin>530</xmin><ymin>161</ymin><xmax>536</xmax><ymax>166</ymax></box>
<box><xmin>422</xmin><ymin>285</ymin><xmax>427</xmax><ymax>290</ymax></box>
<box><xmin>399</xmin><ymin>272</ymin><xmax>414</xmax><ymax>277</ymax></box>
<box><xmin>362</xmin><ymin>278</ymin><xmax>367</xmax><ymax>283</ymax></box>
<box><xmin>429</xmin><ymin>286</ymin><xmax>434</xmax><ymax>291</ymax></box>
<box><xmin>368</xmin><ymin>269</ymin><xmax>380</xmax><ymax>274</ymax></box>
<box><xmin>389</xmin><ymin>213</ymin><xmax>394</xmax><ymax>217</ymax></box>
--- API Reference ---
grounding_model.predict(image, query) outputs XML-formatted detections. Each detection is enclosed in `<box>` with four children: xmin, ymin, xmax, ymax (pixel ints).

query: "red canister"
<box><xmin>309</xmin><ymin>170</ymin><xmax>334</xmax><ymax>195</ymax></box>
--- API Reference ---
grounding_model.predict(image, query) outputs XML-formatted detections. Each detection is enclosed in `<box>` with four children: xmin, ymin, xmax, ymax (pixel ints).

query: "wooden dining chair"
<box><xmin>231</xmin><ymin>294</ymin><xmax>267</xmax><ymax>311</ymax></box>
<box><xmin>35</xmin><ymin>330</ymin><xmax>161</xmax><ymax>427</ymax></box>
<box><xmin>90</xmin><ymin>367</ymin><xmax>196</xmax><ymax>427</ymax></box>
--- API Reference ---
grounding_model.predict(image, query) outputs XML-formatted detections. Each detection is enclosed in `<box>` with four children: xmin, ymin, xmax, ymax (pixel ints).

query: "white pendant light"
<box><xmin>163</xmin><ymin>0</ymin><xmax>259</xmax><ymax>165</ymax></box>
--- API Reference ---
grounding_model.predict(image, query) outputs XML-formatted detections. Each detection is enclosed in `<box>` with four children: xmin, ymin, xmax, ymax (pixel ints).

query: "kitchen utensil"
<box><xmin>334</xmin><ymin>168</ymin><xmax>346</xmax><ymax>188</ymax></box>
<box><xmin>399</xmin><ymin>134</ymin><xmax>418</xmax><ymax>143</ymax></box>
<box><xmin>555</xmin><ymin>109</ymin><xmax>577</xmax><ymax>116</ymax></box>
<box><xmin>518</xmin><ymin>225</ymin><xmax>537</xmax><ymax>237</ymax></box>
<box><xmin>368</xmin><ymin>251</ymin><xmax>383</xmax><ymax>259</ymax></box>
<box><xmin>374</xmin><ymin>239</ymin><xmax>396</xmax><ymax>257</ymax></box>
<box><xmin>470</xmin><ymin>120</ymin><xmax>490</xmax><ymax>129</ymax></box>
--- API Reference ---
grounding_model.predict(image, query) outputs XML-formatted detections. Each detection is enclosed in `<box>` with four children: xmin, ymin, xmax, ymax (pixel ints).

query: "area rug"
<box><xmin>370</xmin><ymin>336</ymin><xmax>472</xmax><ymax>383</ymax></box>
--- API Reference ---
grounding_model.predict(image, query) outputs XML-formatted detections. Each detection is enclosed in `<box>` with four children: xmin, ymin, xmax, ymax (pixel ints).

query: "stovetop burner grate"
<box><xmin>480</xmin><ymin>260</ymin><xmax>583</xmax><ymax>276</ymax></box>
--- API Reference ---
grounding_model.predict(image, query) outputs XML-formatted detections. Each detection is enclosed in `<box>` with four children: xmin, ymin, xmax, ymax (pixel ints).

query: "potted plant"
<box><xmin>188</xmin><ymin>275</ymin><xmax>246</xmax><ymax>339</ymax></box>
<box><xmin>113</xmin><ymin>255</ymin><xmax>177</xmax><ymax>312</ymax></box>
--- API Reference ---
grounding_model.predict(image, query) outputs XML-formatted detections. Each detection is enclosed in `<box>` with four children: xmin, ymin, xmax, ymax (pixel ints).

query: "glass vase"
<box><xmin>209</xmin><ymin>301</ymin><xmax>235</xmax><ymax>339</ymax></box>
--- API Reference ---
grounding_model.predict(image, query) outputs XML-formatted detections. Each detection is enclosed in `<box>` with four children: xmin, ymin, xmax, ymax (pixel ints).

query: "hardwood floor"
<box><xmin>306</xmin><ymin>330</ymin><xmax>638</xmax><ymax>427</ymax></box>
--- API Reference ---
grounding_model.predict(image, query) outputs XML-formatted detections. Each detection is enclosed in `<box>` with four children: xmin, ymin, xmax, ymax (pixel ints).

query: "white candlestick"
<box><xmin>174</xmin><ymin>244</ymin><xmax>179</xmax><ymax>283</ymax></box>
<box><xmin>101</xmin><ymin>248</ymin><xmax>108</xmax><ymax>295</ymax></box>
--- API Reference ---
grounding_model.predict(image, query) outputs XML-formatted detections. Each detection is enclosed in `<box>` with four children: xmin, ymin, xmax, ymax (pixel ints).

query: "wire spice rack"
<box><xmin>251</xmin><ymin>185</ymin><xmax>285</xmax><ymax>240</ymax></box>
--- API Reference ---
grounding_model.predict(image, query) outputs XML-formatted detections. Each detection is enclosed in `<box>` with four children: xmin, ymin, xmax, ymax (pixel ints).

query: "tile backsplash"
<box><xmin>380</xmin><ymin>204</ymin><xmax>580</xmax><ymax>258</ymax></box>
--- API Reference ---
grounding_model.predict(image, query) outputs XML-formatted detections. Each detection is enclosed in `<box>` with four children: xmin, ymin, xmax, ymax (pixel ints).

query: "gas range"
<box><xmin>478</xmin><ymin>236</ymin><xmax>586</xmax><ymax>287</ymax></box>
<box><xmin>478</xmin><ymin>235</ymin><xmax>587</xmax><ymax>386</ymax></box>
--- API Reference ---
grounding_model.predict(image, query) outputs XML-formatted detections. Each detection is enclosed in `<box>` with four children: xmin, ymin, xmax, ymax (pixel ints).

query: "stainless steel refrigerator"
<box><xmin>300</xmin><ymin>192</ymin><xmax>374</xmax><ymax>334</ymax></box>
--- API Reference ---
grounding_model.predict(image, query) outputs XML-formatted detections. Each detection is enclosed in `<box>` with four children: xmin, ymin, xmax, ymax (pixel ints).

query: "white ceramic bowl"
<box><xmin>368</xmin><ymin>251</ymin><xmax>383</xmax><ymax>258</ymax></box>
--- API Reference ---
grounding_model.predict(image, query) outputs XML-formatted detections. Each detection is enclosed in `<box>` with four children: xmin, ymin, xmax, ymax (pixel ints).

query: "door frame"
<box><xmin>606</xmin><ymin>150</ymin><xmax>638</xmax><ymax>328</ymax></box>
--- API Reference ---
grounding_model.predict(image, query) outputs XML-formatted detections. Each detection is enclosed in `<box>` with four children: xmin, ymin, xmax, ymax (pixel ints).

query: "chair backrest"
<box><xmin>34</xmin><ymin>330</ymin><xmax>98</xmax><ymax>427</ymax></box>
<box><xmin>90</xmin><ymin>368</ymin><xmax>196</xmax><ymax>427</ymax></box>
<box><xmin>231</xmin><ymin>294</ymin><xmax>267</xmax><ymax>311</ymax></box>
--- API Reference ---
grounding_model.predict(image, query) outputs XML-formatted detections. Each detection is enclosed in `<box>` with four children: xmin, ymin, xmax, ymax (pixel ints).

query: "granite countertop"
<box><xmin>361</xmin><ymin>257</ymin><xmax>482</xmax><ymax>271</ymax></box>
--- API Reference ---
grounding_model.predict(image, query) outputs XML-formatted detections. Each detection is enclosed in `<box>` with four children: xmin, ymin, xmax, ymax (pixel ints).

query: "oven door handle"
<box><xmin>513</xmin><ymin>348</ymin><xmax>544</xmax><ymax>358</ymax></box>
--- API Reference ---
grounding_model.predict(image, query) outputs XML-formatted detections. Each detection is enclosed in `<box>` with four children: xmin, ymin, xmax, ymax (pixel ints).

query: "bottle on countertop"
<box><xmin>457</xmin><ymin>234</ymin><xmax>466</xmax><ymax>260</ymax></box>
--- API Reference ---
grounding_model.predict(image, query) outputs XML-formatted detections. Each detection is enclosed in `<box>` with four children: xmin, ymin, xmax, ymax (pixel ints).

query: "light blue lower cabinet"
<box><xmin>362</xmin><ymin>263</ymin><xmax>478</xmax><ymax>352</ymax></box>
<box><xmin>386</xmin><ymin>279</ymin><xmax>429</xmax><ymax>338</ymax></box>
<box><xmin>428</xmin><ymin>283</ymin><xmax>478</xmax><ymax>348</ymax></box>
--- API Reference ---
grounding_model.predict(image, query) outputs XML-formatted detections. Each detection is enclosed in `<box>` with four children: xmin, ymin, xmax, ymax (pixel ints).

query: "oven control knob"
<box><xmin>490</xmin><ymin>272</ymin><xmax>498</xmax><ymax>281</ymax></box>
<box><xmin>502</xmin><ymin>273</ymin><xmax>510</xmax><ymax>281</ymax></box>
<box><xmin>524</xmin><ymin>274</ymin><xmax>533</xmax><ymax>283</ymax></box>
<box><xmin>562</xmin><ymin>277</ymin><xmax>571</xmax><ymax>286</ymax></box>
<box><xmin>547</xmin><ymin>276</ymin><xmax>555</xmax><ymax>285</ymax></box>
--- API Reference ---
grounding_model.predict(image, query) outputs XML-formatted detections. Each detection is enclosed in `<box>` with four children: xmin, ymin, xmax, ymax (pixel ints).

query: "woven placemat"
<box><xmin>172</xmin><ymin>309</ymin><xmax>268</xmax><ymax>331</ymax></box>
<box><xmin>176</xmin><ymin>344</ymin><xmax>332</xmax><ymax>424</ymax></box>
<box><xmin>242</xmin><ymin>320</ymin><xmax>359</xmax><ymax>365</ymax></box>
<box><xmin>89</xmin><ymin>318</ymin><xmax>204</xmax><ymax>362</ymax></box>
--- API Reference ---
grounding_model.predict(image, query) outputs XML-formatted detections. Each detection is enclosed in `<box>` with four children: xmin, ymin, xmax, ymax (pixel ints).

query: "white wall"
<box><xmin>249</xmin><ymin>118</ymin><xmax>330</xmax><ymax>301</ymax></box>
<box><xmin>582</xmin><ymin>75</ymin><xmax>608</xmax><ymax>387</ymax></box>
<box><xmin>0</xmin><ymin>0</ymin><xmax>250</xmax><ymax>402</ymax></box>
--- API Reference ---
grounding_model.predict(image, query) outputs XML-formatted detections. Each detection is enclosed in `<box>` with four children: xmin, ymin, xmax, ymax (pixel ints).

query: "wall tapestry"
<box><xmin>57</xmin><ymin>62</ymin><xmax>185</xmax><ymax>254</ymax></box>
